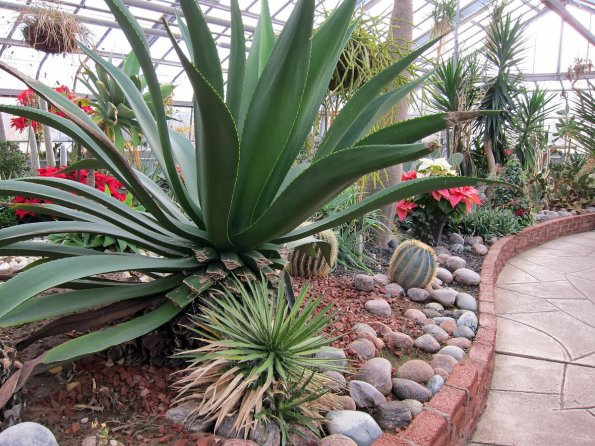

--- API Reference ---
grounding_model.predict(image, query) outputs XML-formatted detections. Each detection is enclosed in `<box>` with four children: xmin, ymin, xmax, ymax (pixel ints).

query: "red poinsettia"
<box><xmin>401</xmin><ymin>170</ymin><xmax>417</xmax><ymax>181</ymax></box>
<box><xmin>396</xmin><ymin>199</ymin><xmax>417</xmax><ymax>221</ymax></box>
<box><xmin>447</xmin><ymin>186</ymin><xmax>482</xmax><ymax>213</ymax></box>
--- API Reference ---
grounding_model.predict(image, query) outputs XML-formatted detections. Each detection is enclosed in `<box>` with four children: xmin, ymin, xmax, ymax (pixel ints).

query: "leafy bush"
<box><xmin>0</xmin><ymin>0</ymin><xmax>486</xmax><ymax>366</ymax></box>
<box><xmin>453</xmin><ymin>207</ymin><xmax>521</xmax><ymax>239</ymax></box>
<box><xmin>489</xmin><ymin>155</ymin><xmax>534</xmax><ymax>227</ymax></box>
<box><xmin>175</xmin><ymin>279</ymin><xmax>341</xmax><ymax>443</ymax></box>
<box><xmin>0</xmin><ymin>206</ymin><xmax>18</xmax><ymax>229</ymax></box>
<box><xmin>0</xmin><ymin>141</ymin><xmax>29</xmax><ymax>179</ymax></box>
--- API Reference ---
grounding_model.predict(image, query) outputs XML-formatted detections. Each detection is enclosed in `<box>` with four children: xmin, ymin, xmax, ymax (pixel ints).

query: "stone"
<box><xmin>446</xmin><ymin>337</ymin><xmax>472</xmax><ymax>349</ymax></box>
<box><xmin>396</xmin><ymin>359</ymin><xmax>434</xmax><ymax>384</ymax></box>
<box><xmin>457</xmin><ymin>311</ymin><xmax>479</xmax><ymax>332</ymax></box>
<box><xmin>387</xmin><ymin>238</ymin><xmax>398</xmax><ymax>249</ymax></box>
<box><xmin>433</xmin><ymin>367</ymin><xmax>449</xmax><ymax>380</ymax></box>
<box><xmin>451</xmin><ymin>243</ymin><xmax>464</xmax><ymax>254</ymax></box>
<box><xmin>455</xmin><ymin>293</ymin><xmax>477</xmax><ymax>311</ymax></box>
<box><xmin>347</xmin><ymin>339</ymin><xmax>376</xmax><ymax>360</ymax></box>
<box><xmin>401</xmin><ymin>399</ymin><xmax>423</xmax><ymax>416</ymax></box>
<box><xmin>320</xmin><ymin>434</ymin><xmax>358</xmax><ymax>446</ymax></box>
<box><xmin>335</xmin><ymin>395</ymin><xmax>357</xmax><ymax>411</ymax></box>
<box><xmin>453</xmin><ymin>326</ymin><xmax>475</xmax><ymax>340</ymax></box>
<box><xmin>558</xmin><ymin>210</ymin><xmax>572</xmax><ymax>217</ymax></box>
<box><xmin>356</xmin><ymin>358</ymin><xmax>392</xmax><ymax>395</ymax></box>
<box><xmin>403</xmin><ymin>308</ymin><xmax>426</xmax><ymax>321</ymax></box>
<box><xmin>352</xmin><ymin>323</ymin><xmax>377</xmax><ymax>337</ymax></box>
<box><xmin>472</xmin><ymin>243</ymin><xmax>489</xmax><ymax>255</ymax></box>
<box><xmin>436</xmin><ymin>267</ymin><xmax>453</xmax><ymax>283</ymax></box>
<box><xmin>434</xmin><ymin>246</ymin><xmax>451</xmax><ymax>257</ymax></box>
<box><xmin>422</xmin><ymin>308</ymin><xmax>442</xmax><ymax>319</ymax></box>
<box><xmin>354</xmin><ymin>274</ymin><xmax>374</xmax><ymax>292</ymax></box>
<box><xmin>392</xmin><ymin>378</ymin><xmax>433</xmax><ymax>402</ymax></box>
<box><xmin>315</xmin><ymin>347</ymin><xmax>347</xmax><ymax>369</ymax></box>
<box><xmin>368</xmin><ymin>321</ymin><xmax>392</xmax><ymax>336</ymax></box>
<box><xmin>0</xmin><ymin>263</ymin><xmax>10</xmax><ymax>272</ymax></box>
<box><xmin>413</xmin><ymin>334</ymin><xmax>441</xmax><ymax>353</ymax></box>
<box><xmin>430</xmin><ymin>354</ymin><xmax>458</xmax><ymax>373</ymax></box>
<box><xmin>446</xmin><ymin>256</ymin><xmax>466</xmax><ymax>271</ymax></box>
<box><xmin>385</xmin><ymin>332</ymin><xmax>413</xmax><ymax>352</ymax></box>
<box><xmin>81</xmin><ymin>437</ymin><xmax>97</xmax><ymax>446</ymax></box>
<box><xmin>453</xmin><ymin>309</ymin><xmax>467</xmax><ymax>319</ymax></box>
<box><xmin>434</xmin><ymin>316</ymin><xmax>456</xmax><ymax>326</ymax></box>
<box><xmin>374</xmin><ymin>401</ymin><xmax>412</xmax><ymax>430</ymax></box>
<box><xmin>0</xmin><ymin>422</ymin><xmax>58</xmax><ymax>446</ymax></box>
<box><xmin>425</xmin><ymin>302</ymin><xmax>444</xmax><ymax>312</ymax></box>
<box><xmin>422</xmin><ymin>324</ymin><xmax>450</xmax><ymax>343</ymax></box>
<box><xmin>325</xmin><ymin>411</ymin><xmax>382</xmax><ymax>446</ymax></box>
<box><xmin>364</xmin><ymin>299</ymin><xmax>391</xmax><ymax>317</ymax></box>
<box><xmin>430</xmin><ymin>279</ymin><xmax>442</xmax><ymax>290</ymax></box>
<box><xmin>439</xmin><ymin>319</ymin><xmax>457</xmax><ymax>335</ymax></box>
<box><xmin>348</xmin><ymin>380</ymin><xmax>386</xmax><ymax>408</ymax></box>
<box><xmin>288</xmin><ymin>425</ymin><xmax>319</xmax><ymax>446</ymax></box>
<box><xmin>407</xmin><ymin>288</ymin><xmax>430</xmax><ymax>303</ymax></box>
<box><xmin>372</xmin><ymin>274</ymin><xmax>390</xmax><ymax>286</ymax></box>
<box><xmin>453</xmin><ymin>268</ymin><xmax>481</xmax><ymax>286</ymax></box>
<box><xmin>426</xmin><ymin>375</ymin><xmax>444</xmax><ymax>395</ymax></box>
<box><xmin>249</xmin><ymin>421</ymin><xmax>280</xmax><ymax>446</ymax></box>
<box><xmin>385</xmin><ymin>283</ymin><xmax>405</xmax><ymax>298</ymax></box>
<box><xmin>437</xmin><ymin>253</ymin><xmax>451</xmax><ymax>265</ymax></box>
<box><xmin>165</xmin><ymin>402</ymin><xmax>213</xmax><ymax>432</ymax></box>
<box><xmin>323</xmin><ymin>371</ymin><xmax>347</xmax><ymax>392</ymax></box>
<box><xmin>438</xmin><ymin>345</ymin><xmax>466</xmax><ymax>362</ymax></box>
<box><xmin>357</xmin><ymin>332</ymin><xmax>384</xmax><ymax>350</ymax></box>
<box><xmin>430</xmin><ymin>289</ymin><xmax>457</xmax><ymax>307</ymax></box>
<box><xmin>224</xmin><ymin>441</ymin><xmax>259</xmax><ymax>446</ymax></box>
<box><xmin>449</xmin><ymin>233</ymin><xmax>465</xmax><ymax>245</ymax></box>
<box><xmin>442</xmin><ymin>310</ymin><xmax>455</xmax><ymax>318</ymax></box>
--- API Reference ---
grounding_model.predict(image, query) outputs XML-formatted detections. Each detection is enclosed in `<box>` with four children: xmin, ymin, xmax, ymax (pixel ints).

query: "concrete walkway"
<box><xmin>471</xmin><ymin>232</ymin><xmax>595</xmax><ymax>446</ymax></box>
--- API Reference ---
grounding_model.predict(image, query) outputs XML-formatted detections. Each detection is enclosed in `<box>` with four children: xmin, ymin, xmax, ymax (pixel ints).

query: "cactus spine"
<box><xmin>388</xmin><ymin>239</ymin><xmax>437</xmax><ymax>290</ymax></box>
<box><xmin>286</xmin><ymin>229</ymin><xmax>339</xmax><ymax>278</ymax></box>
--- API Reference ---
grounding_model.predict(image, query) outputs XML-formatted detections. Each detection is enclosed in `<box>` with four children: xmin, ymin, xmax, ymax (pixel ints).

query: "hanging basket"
<box><xmin>21</xmin><ymin>8</ymin><xmax>90</xmax><ymax>55</ymax></box>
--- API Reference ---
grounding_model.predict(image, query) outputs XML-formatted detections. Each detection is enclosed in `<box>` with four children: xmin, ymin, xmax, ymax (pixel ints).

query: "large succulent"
<box><xmin>0</xmin><ymin>0</ymin><xmax>485</xmax><ymax>365</ymax></box>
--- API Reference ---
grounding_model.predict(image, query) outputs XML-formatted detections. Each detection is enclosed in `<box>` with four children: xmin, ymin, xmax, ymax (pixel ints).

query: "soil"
<box><xmin>3</xmin><ymin>240</ymin><xmax>487</xmax><ymax>445</ymax></box>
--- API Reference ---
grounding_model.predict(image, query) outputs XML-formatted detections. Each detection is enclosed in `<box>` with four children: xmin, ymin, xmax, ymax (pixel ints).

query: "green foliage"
<box><xmin>175</xmin><ymin>280</ymin><xmax>341</xmax><ymax>442</ymax></box>
<box><xmin>0</xmin><ymin>0</ymin><xmax>488</xmax><ymax>365</ymax></box>
<box><xmin>0</xmin><ymin>206</ymin><xmax>18</xmax><ymax>229</ymax></box>
<box><xmin>388</xmin><ymin>239</ymin><xmax>437</xmax><ymax>290</ymax></box>
<box><xmin>453</xmin><ymin>207</ymin><xmax>521</xmax><ymax>239</ymax></box>
<box><xmin>489</xmin><ymin>155</ymin><xmax>534</xmax><ymax>227</ymax></box>
<box><xmin>0</xmin><ymin>141</ymin><xmax>29</xmax><ymax>179</ymax></box>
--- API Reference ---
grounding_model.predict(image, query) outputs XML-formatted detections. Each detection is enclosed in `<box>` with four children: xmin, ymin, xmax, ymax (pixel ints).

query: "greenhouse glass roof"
<box><xmin>0</xmin><ymin>0</ymin><xmax>593</xmax><ymax>104</ymax></box>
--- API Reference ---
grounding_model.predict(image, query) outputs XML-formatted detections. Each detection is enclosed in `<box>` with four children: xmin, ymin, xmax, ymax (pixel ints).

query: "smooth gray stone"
<box><xmin>392</xmin><ymin>378</ymin><xmax>433</xmax><ymax>402</ymax></box>
<box><xmin>426</xmin><ymin>375</ymin><xmax>445</xmax><ymax>395</ymax></box>
<box><xmin>315</xmin><ymin>346</ymin><xmax>347</xmax><ymax>369</ymax></box>
<box><xmin>325</xmin><ymin>411</ymin><xmax>382</xmax><ymax>446</ymax></box>
<box><xmin>455</xmin><ymin>293</ymin><xmax>477</xmax><ymax>311</ymax></box>
<box><xmin>374</xmin><ymin>401</ymin><xmax>412</xmax><ymax>430</ymax></box>
<box><xmin>438</xmin><ymin>345</ymin><xmax>466</xmax><ymax>362</ymax></box>
<box><xmin>348</xmin><ymin>380</ymin><xmax>386</xmax><ymax>408</ymax></box>
<box><xmin>457</xmin><ymin>311</ymin><xmax>479</xmax><ymax>332</ymax></box>
<box><xmin>0</xmin><ymin>422</ymin><xmax>58</xmax><ymax>446</ymax></box>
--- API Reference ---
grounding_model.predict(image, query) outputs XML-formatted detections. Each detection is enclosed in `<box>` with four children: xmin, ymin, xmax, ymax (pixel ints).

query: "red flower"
<box><xmin>431</xmin><ymin>189</ymin><xmax>450</xmax><ymax>202</ymax></box>
<box><xmin>401</xmin><ymin>170</ymin><xmax>417</xmax><ymax>181</ymax></box>
<box><xmin>514</xmin><ymin>208</ymin><xmax>526</xmax><ymax>216</ymax></box>
<box><xmin>447</xmin><ymin>186</ymin><xmax>482</xmax><ymax>213</ymax></box>
<box><xmin>396</xmin><ymin>200</ymin><xmax>417</xmax><ymax>220</ymax></box>
<box><xmin>16</xmin><ymin>89</ymin><xmax>37</xmax><ymax>106</ymax></box>
<box><xmin>504</xmin><ymin>148</ymin><xmax>511</xmax><ymax>156</ymax></box>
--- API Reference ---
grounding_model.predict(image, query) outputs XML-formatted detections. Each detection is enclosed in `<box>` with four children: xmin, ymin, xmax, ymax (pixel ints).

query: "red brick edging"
<box><xmin>376</xmin><ymin>213</ymin><xmax>595</xmax><ymax>446</ymax></box>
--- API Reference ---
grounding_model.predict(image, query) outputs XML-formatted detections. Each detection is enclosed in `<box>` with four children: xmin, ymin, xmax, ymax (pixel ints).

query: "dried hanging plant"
<box><xmin>21</xmin><ymin>3</ymin><xmax>91</xmax><ymax>55</ymax></box>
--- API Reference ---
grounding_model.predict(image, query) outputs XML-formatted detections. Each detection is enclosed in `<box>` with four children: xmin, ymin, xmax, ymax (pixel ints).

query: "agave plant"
<box><xmin>0</xmin><ymin>0</ymin><xmax>486</xmax><ymax>367</ymax></box>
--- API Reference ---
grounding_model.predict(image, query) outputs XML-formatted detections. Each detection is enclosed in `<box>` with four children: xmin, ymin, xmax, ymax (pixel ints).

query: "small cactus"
<box><xmin>286</xmin><ymin>229</ymin><xmax>338</xmax><ymax>278</ymax></box>
<box><xmin>388</xmin><ymin>239</ymin><xmax>437</xmax><ymax>290</ymax></box>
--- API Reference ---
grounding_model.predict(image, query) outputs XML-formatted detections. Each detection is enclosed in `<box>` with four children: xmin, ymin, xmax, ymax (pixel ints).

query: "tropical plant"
<box><xmin>0</xmin><ymin>141</ymin><xmax>29</xmax><ymax>179</ymax></box>
<box><xmin>174</xmin><ymin>279</ymin><xmax>340</xmax><ymax>441</ymax></box>
<box><xmin>475</xmin><ymin>2</ymin><xmax>526</xmax><ymax>174</ymax></box>
<box><xmin>568</xmin><ymin>87</ymin><xmax>595</xmax><ymax>156</ymax></box>
<box><xmin>0</xmin><ymin>0</ymin><xmax>488</xmax><ymax>368</ymax></box>
<box><xmin>0</xmin><ymin>206</ymin><xmax>18</xmax><ymax>229</ymax></box>
<box><xmin>453</xmin><ymin>206</ymin><xmax>521</xmax><ymax>239</ymax></box>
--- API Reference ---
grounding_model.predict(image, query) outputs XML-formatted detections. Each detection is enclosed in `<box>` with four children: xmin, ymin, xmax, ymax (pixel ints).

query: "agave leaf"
<box><xmin>0</xmin><ymin>241</ymin><xmax>109</xmax><ymax>258</ymax></box>
<box><xmin>226</xmin><ymin>0</ymin><xmax>246</xmax><ymax>122</ymax></box>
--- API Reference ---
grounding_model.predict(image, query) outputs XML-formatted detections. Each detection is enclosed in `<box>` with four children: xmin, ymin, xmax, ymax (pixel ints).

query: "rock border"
<box><xmin>375</xmin><ymin>213</ymin><xmax>595</xmax><ymax>446</ymax></box>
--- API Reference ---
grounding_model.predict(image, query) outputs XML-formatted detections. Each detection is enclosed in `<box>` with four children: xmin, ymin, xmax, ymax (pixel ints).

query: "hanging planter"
<box><xmin>21</xmin><ymin>7</ymin><xmax>90</xmax><ymax>55</ymax></box>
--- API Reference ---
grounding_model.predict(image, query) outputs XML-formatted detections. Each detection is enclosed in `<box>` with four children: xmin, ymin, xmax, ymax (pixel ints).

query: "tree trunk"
<box><xmin>365</xmin><ymin>0</ymin><xmax>413</xmax><ymax>247</ymax></box>
<box><xmin>28</xmin><ymin>127</ymin><xmax>40</xmax><ymax>173</ymax></box>
<box><xmin>483</xmin><ymin>138</ymin><xmax>497</xmax><ymax>175</ymax></box>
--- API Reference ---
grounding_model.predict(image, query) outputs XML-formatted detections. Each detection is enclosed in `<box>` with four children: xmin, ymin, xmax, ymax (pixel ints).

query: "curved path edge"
<box><xmin>374</xmin><ymin>213</ymin><xmax>595</xmax><ymax>446</ymax></box>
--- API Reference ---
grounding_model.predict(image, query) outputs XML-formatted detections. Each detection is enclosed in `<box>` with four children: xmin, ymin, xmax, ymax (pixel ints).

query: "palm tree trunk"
<box><xmin>28</xmin><ymin>127</ymin><xmax>40</xmax><ymax>173</ymax></box>
<box><xmin>483</xmin><ymin>138</ymin><xmax>497</xmax><ymax>174</ymax></box>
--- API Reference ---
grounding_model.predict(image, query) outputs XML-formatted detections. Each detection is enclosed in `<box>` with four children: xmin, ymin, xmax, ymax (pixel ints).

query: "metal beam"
<box><xmin>540</xmin><ymin>0</ymin><xmax>595</xmax><ymax>45</ymax></box>
<box><xmin>523</xmin><ymin>71</ymin><xmax>595</xmax><ymax>81</ymax></box>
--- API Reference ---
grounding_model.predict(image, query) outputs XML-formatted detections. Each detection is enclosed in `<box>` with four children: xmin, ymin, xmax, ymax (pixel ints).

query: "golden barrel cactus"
<box><xmin>388</xmin><ymin>239</ymin><xmax>437</xmax><ymax>290</ymax></box>
<box><xmin>286</xmin><ymin>229</ymin><xmax>339</xmax><ymax>278</ymax></box>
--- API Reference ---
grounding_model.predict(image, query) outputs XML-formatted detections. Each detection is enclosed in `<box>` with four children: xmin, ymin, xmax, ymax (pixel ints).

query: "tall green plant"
<box><xmin>475</xmin><ymin>3</ymin><xmax>526</xmax><ymax>174</ymax></box>
<box><xmin>0</xmin><ymin>0</ymin><xmax>490</xmax><ymax>367</ymax></box>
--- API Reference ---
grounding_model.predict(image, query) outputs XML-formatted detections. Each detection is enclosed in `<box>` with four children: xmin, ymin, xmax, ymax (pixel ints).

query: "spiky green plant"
<box><xmin>0</xmin><ymin>0</ymin><xmax>488</xmax><ymax>366</ymax></box>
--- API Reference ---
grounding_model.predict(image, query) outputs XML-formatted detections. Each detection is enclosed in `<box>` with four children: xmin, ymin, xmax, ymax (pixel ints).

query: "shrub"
<box><xmin>0</xmin><ymin>207</ymin><xmax>18</xmax><ymax>229</ymax></box>
<box><xmin>454</xmin><ymin>207</ymin><xmax>521</xmax><ymax>239</ymax></box>
<box><xmin>0</xmin><ymin>141</ymin><xmax>29</xmax><ymax>179</ymax></box>
<box><xmin>174</xmin><ymin>279</ymin><xmax>341</xmax><ymax>443</ymax></box>
<box><xmin>489</xmin><ymin>155</ymin><xmax>534</xmax><ymax>227</ymax></box>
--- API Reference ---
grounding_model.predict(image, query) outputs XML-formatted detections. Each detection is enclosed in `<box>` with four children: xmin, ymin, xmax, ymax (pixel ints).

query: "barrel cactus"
<box><xmin>287</xmin><ymin>229</ymin><xmax>338</xmax><ymax>278</ymax></box>
<box><xmin>387</xmin><ymin>240</ymin><xmax>437</xmax><ymax>290</ymax></box>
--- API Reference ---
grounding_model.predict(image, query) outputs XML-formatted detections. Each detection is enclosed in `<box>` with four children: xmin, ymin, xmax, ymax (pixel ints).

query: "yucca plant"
<box><xmin>0</xmin><ymin>0</ymin><xmax>488</xmax><ymax>368</ymax></box>
<box><xmin>175</xmin><ymin>279</ymin><xmax>340</xmax><ymax>440</ymax></box>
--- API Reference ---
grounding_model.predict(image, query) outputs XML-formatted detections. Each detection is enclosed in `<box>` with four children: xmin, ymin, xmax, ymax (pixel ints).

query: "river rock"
<box><xmin>430</xmin><ymin>354</ymin><xmax>458</xmax><ymax>373</ymax></box>
<box><xmin>335</xmin><ymin>395</ymin><xmax>357</xmax><ymax>411</ymax></box>
<box><xmin>325</xmin><ymin>411</ymin><xmax>382</xmax><ymax>446</ymax></box>
<box><xmin>385</xmin><ymin>332</ymin><xmax>413</xmax><ymax>352</ymax></box>
<box><xmin>349</xmin><ymin>380</ymin><xmax>386</xmax><ymax>408</ymax></box>
<box><xmin>374</xmin><ymin>401</ymin><xmax>412</xmax><ymax>430</ymax></box>
<box><xmin>425</xmin><ymin>302</ymin><xmax>444</xmax><ymax>312</ymax></box>
<box><xmin>0</xmin><ymin>423</ymin><xmax>58</xmax><ymax>446</ymax></box>
<box><xmin>422</xmin><ymin>324</ymin><xmax>450</xmax><ymax>343</ymax></box>
<box><xmin>315</xmin><ymin>347</ymin><xmax>347</xmax><ymax>369</ymax></box>
<box><xmin>396</xmin><ymin>359</ymin><xmax>434</xmax><ymax>384</ymax></box>
<box><xmin>457</xmin><ymin>311</ymin><xmax>478</xmax><ymax>332</ymax></box>
<box><xmin>433</xmin><ymin>367</ymin><xmax>449</xmax><ymax>380</ymax></box>
<box><xmin>401</xmin><ymin>399</ymin><xmax>423</xmax><ymax>416</ymax></box>
<box><xmin>392</xmin><ymin>378</ymin><xmax>433</xmax><ymax>402</ymax></box>
<box><xmin>413</xmin><ymin>334</ymin><xmax>441</xmax><ymax>353</ymax></box>
<box><xmin>440</xmin><ymin>319</ymin><xmax>458</xmax><ymax>335</ymax></box>
<box><xmin>356</xmin><ymin>358</ymin><xmax>392</xmax><ymax>395</ymax></box>
<box><xmin>323</xmin><ymin>371</ymin><xmax>347</xmax><ymax>392</ymax></box>
<box><xmin>368</xmin><ymin>321</ymin><xmax>392</xmax><ymax>336</ymax></box>
<box><xmin>385</xmin><ymin>283</ymin><xmax>405</xmax><ymax>298</ymax></box>
<box><xmin>426</xmin><ymin>375</ymin><xmax>444</xmax><ymax>395</ymax></box>
<box><xmin>472</xmin><ymin>243</ymin><xmax>489</xmax><ymax>255</ymax></box>
<box><xmin>450</xmin><ymin>243</ymin><xmax>464</xmax><ymax>254</ymax></box>
<box><xmin>449</xmin><ymin>233</ymin><xmax>465</xmax><ymax>245</ymax></box>
<box><xmin>434</xmin><ymin>246</ymin><xmax>451</xmax><ymax>256</ymax></box>
<box><xmin>455</xmin><ymin>293</ymin><xmax>477</xmax><ymax>311</ymax></box>
<box><xmin>422</xmin><ymin>309</ymin><xmax>442</xmax><ymax>319</ymax></box>
<box><xmin>437</xmin><ymin>253</ymin><xmax>451</xmax><ymax>265</ymax></box>
<box><xmin>446</xmin><ymin>256</ymin><xmax>466</xmax><ymax>271</ymax></box>
<box><xmin>357</xmin><ymin>332</ymin><xmax>384</xmax><ymax>350</ymax></box>
<box><xmin>320</xmin><ymin>434</ymin><xmax>358</xmax><ymax>446</ymax></box>
<box><xmin>436</xmin><ymin>267</ymin><xmax>453</xmax><ymax>283</ymax></box>
<box><xmin>372</xmin><ymin>274</ymin><xmax>390</xmax><ymax>286</ymax></box>
<box><xmin>430</xmin><ymin>289</ymin><xmax>457</xmax><ymax>307</ymax></box>
<box><xmin>353</xmin><ymin>323</ymin><xmax>377</xmax><ymax>336</ymax></box>
<box><xmin>364</xmin><ymin>299</ymin><xmax>391</xmax><ymax>317</ymax></box>
<box><xmin>355</xmin><ymin>274</ymin><xmax>374</xmax><ymax>292</ymax></box>
<box><xmin>453</xmin><ymin>326</ymin><xmax>475</xmax><ymax>339</ymax></box>
<box><xmin>438</xmin><ymin>345</ymin><xmax>466</xmax><ymax>362</ymax></box>
<box><xmin>453</xmin><ymin>268</ymin><xmax>481</xmax><ymax>286</ymax></box>
<box><xmin>446</xmin><ymin>337</ymin><xmax>472</xmax><ymax>349</ymax></box>
<box><xmin>165</xmin><ymin>402</ymin><xmax>213</xmax><ymax>432</ymax></box>
<box><xmin>404</xmin><ymin>308</ymin><xmax>426</xmax><ymax>321</ymax></box>
<box><xmin>347</xmin><ymin>339</ymin><xmax>376</xmax><ymax>360</ymax></box>
<box><xmin>407</xmin><ymin>288</ymin><xmax>430</xmax><ymax>303</ymax></box>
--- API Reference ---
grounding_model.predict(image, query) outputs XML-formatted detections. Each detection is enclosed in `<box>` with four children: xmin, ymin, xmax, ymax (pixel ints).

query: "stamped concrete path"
<box><xmin>471</xmin><ymin>232</ymin><xmax>595</xmax><ymax>446</ymax></box>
